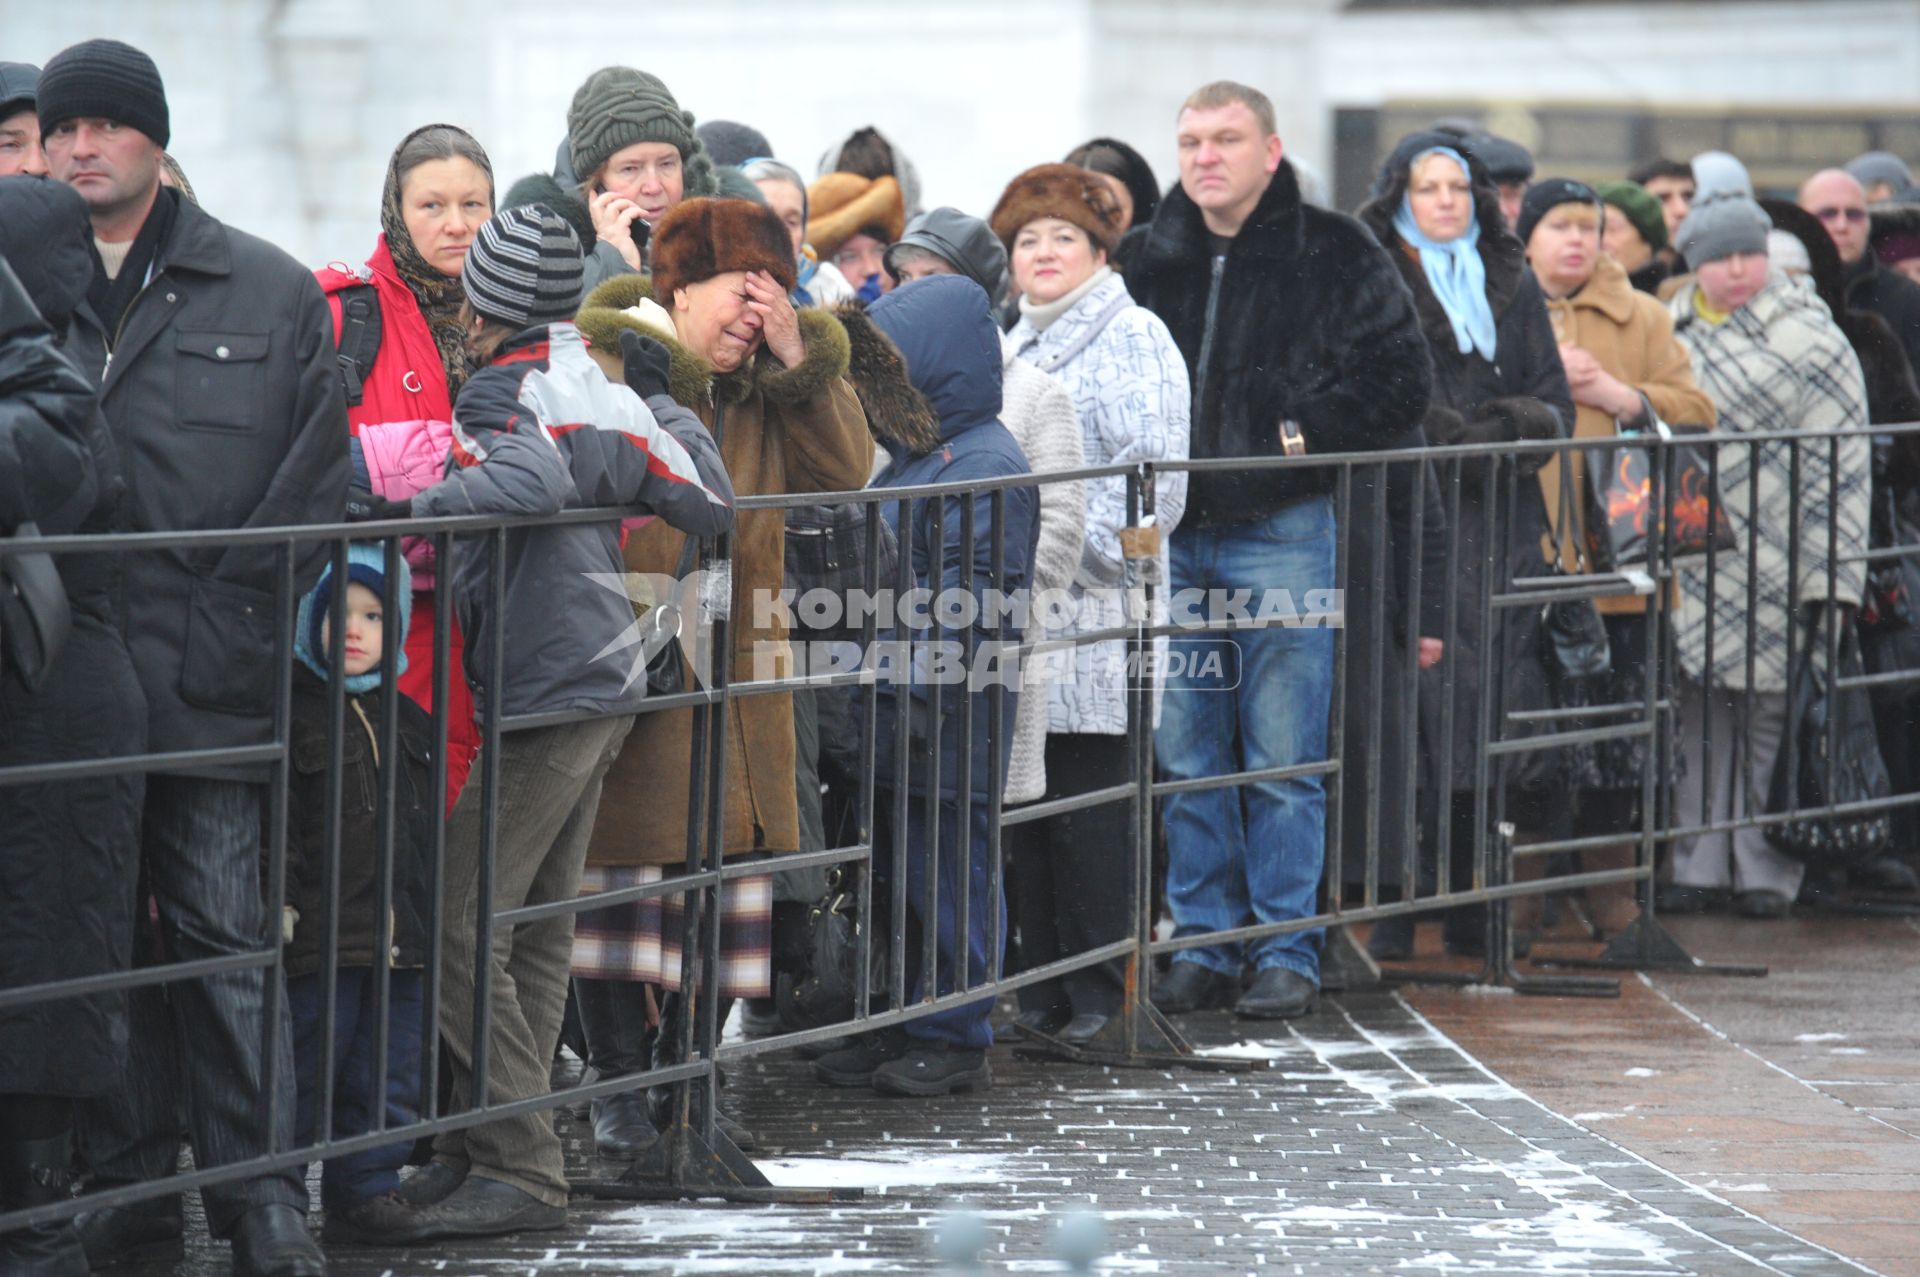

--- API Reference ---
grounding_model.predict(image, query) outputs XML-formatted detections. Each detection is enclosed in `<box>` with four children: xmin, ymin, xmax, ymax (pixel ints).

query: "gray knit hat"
<box><xmin>566</xmin><ymin>66</ymin><xmax>716</xmax><ymax>198</ymax></box>
<box><xmin>462</xmin><ymin>205</ymin><xmax>584</xmax><ymax>330</ymax></box>
<box><xmin>1675</xmin><ymin>194</ymin><xmax>1771</xmax><ymax>267</ymax></box>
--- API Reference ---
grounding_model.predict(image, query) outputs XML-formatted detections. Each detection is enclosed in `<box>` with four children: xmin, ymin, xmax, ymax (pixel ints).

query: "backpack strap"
<box><xmin>333</xmin><ymin>283</ymin><xmax>383</xmax><ymax>408</ymax></box>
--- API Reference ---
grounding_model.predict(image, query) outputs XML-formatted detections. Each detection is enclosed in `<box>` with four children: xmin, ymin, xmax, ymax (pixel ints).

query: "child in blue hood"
<box><xmin>283</xmin><ymin>542</ymin><xmax>437</xmax><ymax>1243</ymax></box>
<box><xmin>810</xmin><ymin>275</ymin><xmax>1039</xmax><ymax>1097</ymax></box>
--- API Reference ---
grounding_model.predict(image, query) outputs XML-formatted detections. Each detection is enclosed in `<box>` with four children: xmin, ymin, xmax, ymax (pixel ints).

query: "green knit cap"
<box><xmin>1597</xmin><ymin>180</ymin><xmax>1668</xmax><ymax>255</ymax></box>
<box><xmin>566</xmin><ymin>66</ymin><xmax>717</xmax><ymax>198</ymax></box>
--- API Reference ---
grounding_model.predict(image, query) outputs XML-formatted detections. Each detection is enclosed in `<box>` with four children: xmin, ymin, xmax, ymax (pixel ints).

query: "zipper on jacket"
<box><xmin>100</xmin><ymin>264</ymin><xmax>165</xmax><ymax>383</ymax></box>
<box><xmin>1193</xmin><ymin>255</ymin><xmax>1226</xmax><ymax>435</ymax></box>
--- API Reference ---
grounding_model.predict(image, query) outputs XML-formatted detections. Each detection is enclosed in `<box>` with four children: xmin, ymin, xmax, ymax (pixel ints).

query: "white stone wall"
<box><xmin>7</xmin><ymin>0</ymin><xmax>1916</xmax><ymax>268</ymax></box>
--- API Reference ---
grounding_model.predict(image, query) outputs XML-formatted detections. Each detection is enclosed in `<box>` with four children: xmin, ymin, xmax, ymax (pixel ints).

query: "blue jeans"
<box><xmin>1156</xmin><ymin>497</ymin><xmax>1337</xmax><ymax>983</ymax></box>
<box><xmin>288</xmin><ymin>968</ymin><xmax>425</xmax><ymax>1212</ymax></box>
<box><xmin>877</xmin><ymin>792</ymin><xmax>1004</xmax><ymax>1050</ymax></box>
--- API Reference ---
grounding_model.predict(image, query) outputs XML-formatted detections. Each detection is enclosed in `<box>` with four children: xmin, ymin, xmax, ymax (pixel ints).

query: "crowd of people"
<box><xmin>3</xmin><ymin>36</ymin><xmax>1919</xmax><ymax>1277</ymax></box>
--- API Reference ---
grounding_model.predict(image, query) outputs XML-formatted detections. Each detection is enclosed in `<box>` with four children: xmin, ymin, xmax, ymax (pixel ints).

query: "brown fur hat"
<box><xmin>989</xmin><ymin>163</ymin><xmax>1124</xmax><ymax>255</ymax></box>
<box><xmin>650</xmin><ymin>196</ymin><xmax>797</xmax><ymax>304</ymax></box>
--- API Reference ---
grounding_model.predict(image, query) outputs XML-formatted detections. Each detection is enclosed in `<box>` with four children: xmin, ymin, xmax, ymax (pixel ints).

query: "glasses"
<box><xmin>1813</xmin><ymin>206</ymin><xmax>1869</xmax><ymax>225</ymax></box>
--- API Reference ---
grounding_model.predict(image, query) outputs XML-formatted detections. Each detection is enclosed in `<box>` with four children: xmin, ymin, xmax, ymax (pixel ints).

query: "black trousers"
<box><xmin>1006</xmin><ymin>734</ymin><xmax>1135</xmax><ymax>1018</ymax></box>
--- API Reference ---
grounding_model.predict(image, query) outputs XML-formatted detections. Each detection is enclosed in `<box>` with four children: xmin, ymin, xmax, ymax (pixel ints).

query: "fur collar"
<box><xmin>1141</xmin><ymin>160</ymin><xmax>1306</xmax><ymax>267</ymax></box>
<box><xmin>574</xmin><ymin>274</ymin><xmax>849</xmax><ymax>411</ymax></box>
<box><xmin>1358</xmin><ymin>175</ymin><xmax>1526</xmax><ymax>361</ymax></box>
<box><xmin>831</xmin><ymin>302</ymin><xmax>942</xmax><ymax>456</ymax></box>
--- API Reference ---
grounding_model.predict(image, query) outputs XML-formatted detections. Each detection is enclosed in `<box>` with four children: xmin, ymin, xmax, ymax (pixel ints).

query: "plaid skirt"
<box><xmin>570</xmin><ymin>865</ymin><xmax>772</xmax><ymax>998</ymax></box>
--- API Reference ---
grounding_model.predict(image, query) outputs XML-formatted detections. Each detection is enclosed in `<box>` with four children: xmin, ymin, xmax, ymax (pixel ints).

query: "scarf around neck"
<box><xmin>381</xmin><ymin>124</ymin><xmax>494</xmax><ymax>403</ymax></box>
<box><xmin>1020</xmin><ymin>264</ymin><xmax>1114</xmax><ymax>332</ymax></box>
<box><xmin>1392</xmin><ymin>148</ymin><xmax>1497</xmax><ymax>361</ymax></box>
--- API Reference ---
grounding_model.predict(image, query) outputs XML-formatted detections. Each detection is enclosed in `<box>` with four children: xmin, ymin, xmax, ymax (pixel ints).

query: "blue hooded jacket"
<box><xmin>294</xmin><ymin>541</ymin><xmax>412</xmax><ymax>694</ymax></box>
<box><xmin>868</xmin><ymin>275</ymin><xmax>1039</xmax><ymax>800</ymax></box>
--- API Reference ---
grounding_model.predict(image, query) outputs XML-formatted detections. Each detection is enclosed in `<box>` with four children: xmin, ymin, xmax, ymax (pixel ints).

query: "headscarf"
<box><xmin>1392</xmin><ymin>145</ymin><xmax>1497</xmax><ymax>361</ymax></box>
<box><xmin>381</xmin><ymin>123</ymin><xmax>494</xmax><ymax>403</ymax></box>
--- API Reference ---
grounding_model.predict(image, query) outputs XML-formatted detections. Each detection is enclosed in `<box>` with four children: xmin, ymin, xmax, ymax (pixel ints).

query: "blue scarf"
<box><xmin>1392</xmin><ymin>148</ymin><xmax>1497</xmax><ymax>361</ymax></box>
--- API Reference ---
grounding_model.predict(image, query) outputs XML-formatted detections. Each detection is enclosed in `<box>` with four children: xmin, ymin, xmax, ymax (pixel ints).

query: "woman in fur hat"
<box><xmin>568</xmin><ymin>197</ymin><xmax>896</xmax><ymax>1156</ymax></box>
<box><xmin>993</xmin><ymin>163</ymin><xmax>1190</xmax><ymax>1048</ymax></box>
<box><xmin>564</xmin><ymin>66</ymin><xmax>719</xmax><ymax>291</ymax></box>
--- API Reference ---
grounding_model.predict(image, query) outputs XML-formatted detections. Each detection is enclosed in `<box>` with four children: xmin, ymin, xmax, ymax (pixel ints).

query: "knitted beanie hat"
<box><xmin>462</xmin><ymin>205</ymin><xmax>585</xmax><ymax>330</ymax></box>
<box><xmin>1515</xmin><ymin>177</ymin><xmax>1601</xmax><ymax>247</ymax></box>
<box><xmin>1690</xmin><ymin>151</ymin><xmax>1754</xmax><ymax>205</ymax></box>
<box><xmin>566</xmin><ymin>66</ymin><xmax>715</xmax><ymax>197</ymax></box>
<box><xmin>37</xmin><ymin>39</ymin><xmax>168</xmax><ymax>148</ymax></box>
<box><xmin>1597</xmin><ymin>181</ymin><xmax>1669</xmax><ymax>254</ymax></box>
<box><xmin>989</xmin><ymin>163</ymin><xmax>1126</xmax><ymax>255</ymax></box>
<box><xmin>1675</xmin><ymin>194</ymin><xmax>1771</xmax><ymax>267</ymax></box>
<box><xmin>697</xmin><ymin>119</ymin><xmax>772</xmax><ymax>168</ymax></box>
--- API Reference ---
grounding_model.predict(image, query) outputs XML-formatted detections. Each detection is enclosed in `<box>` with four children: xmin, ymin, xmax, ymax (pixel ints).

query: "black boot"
<box><xmin>645</xmin><ymin>996</ymin><xmax>756</xmax><ymax>1152</ymax></box>
<box><xmin>575</xmin><ymin>979</ymin><xmax>658</xmax><ymax>1159</ymax></box>
<box><xmin>0</xmin><ymin>1132</ymin><xmax>87</xmax><ymax>1276</ymax></box>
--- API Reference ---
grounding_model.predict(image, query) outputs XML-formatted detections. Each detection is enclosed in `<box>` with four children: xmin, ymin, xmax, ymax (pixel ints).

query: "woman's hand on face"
<box><xmin>590</xmin><ymin>191</ymin><xmax>645</xmax><ymax>270</ymax></box>
<box><xmin>745</xmin><ymin>271</ymin><xmax>805</xmax><ymax>367</ymax></box>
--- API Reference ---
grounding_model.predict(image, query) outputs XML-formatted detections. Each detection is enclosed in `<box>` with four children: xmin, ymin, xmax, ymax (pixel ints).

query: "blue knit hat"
<box><xmin>294</xmin><ymin>542</ymin><xmax>412</xmax><ymax>693</ymax></box>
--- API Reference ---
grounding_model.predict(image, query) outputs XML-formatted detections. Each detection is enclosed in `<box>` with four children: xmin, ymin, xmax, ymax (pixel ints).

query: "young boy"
<box><xmin>283</xmin><ymin>542</ymin><xmax>436</xmax><ymax>1244</ymax></box>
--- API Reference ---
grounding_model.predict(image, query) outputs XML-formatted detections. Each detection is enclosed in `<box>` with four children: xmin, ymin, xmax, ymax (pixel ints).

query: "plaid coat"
<box><xmin>1668</xmin><ymin>275</ymin><xmax>1871</xmax><ymax>691</ymax></box>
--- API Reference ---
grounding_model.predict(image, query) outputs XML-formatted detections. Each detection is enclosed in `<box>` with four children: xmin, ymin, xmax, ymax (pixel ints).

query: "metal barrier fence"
<box><xmin>1</xmin><ymin>421</ymin><xmax>1912</xmax><ymax>1229</ymax></box>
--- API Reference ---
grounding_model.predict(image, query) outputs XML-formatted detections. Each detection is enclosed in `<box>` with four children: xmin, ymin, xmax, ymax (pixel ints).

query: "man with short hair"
<box><xmin>0</xmin><ymin>62</ymin><xmax>46</xmax><ymax>176</ymax></box>
<box><xmin>1129</xmin><ymin>81</ymin><xmax>1430</xmax><ymax>1020</ymax></box>
<box><xmin>1469</xmin><ymin>133</ymin><xmax>1534</xmax><ymax>232</ymax></box>
<box><xmin>40</xmin><ymin>37</ymin><xmax>345</xmax><ymax>1277</ymax></box>
<box><xmin>1629</xmin><ymin>157</ymin><xmax>1696</xmax><ymax>241</ymax></box>
<box><xmin>1801</xmin><ymin>167</ymin><xmax>1920</xmax><ymax>379</ymax></box>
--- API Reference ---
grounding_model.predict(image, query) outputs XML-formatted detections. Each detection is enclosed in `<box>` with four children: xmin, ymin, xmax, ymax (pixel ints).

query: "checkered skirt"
<box><xmin>570</xmin><ymin>864</ymin><xmax>772</xmax><ymax>998</ymax></box>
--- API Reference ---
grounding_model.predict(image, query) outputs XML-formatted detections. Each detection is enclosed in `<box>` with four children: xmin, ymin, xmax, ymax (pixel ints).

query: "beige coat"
<box><xmin>1537</xmin><ymin>255</ymin><xmax>1718</xmax><ymax>613</ymax></box>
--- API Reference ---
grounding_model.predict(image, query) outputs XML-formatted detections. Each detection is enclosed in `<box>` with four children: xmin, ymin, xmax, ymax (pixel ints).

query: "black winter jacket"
<box><xmin>283</xmin><ymin>673</ymin><xmax>435</xmax><ymax>978</ymax></box>
<box><xmin>1846</xmin><ymin>253</ymin><xmax>1920</xmax><ymax>390</ymax></box>
<box><xmin>64</xmin><ymin>189</ymin><xmax>350</xmax><ymax>780</ymax></box>
<box><xmin>1129</xmin><ymin>162</ymin><xmax>1432</xmax><ymax>527</ymax></box>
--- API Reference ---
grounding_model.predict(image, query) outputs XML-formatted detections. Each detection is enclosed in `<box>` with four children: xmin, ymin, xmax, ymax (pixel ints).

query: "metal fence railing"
<box><xmin>3</xmin><ymin>421</ymin><xmax>1913</xmax><ymax>1229</ymax></box>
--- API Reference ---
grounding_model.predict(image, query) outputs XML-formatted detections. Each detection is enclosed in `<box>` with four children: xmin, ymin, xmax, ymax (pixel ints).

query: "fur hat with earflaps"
<box><xmin>806</xmin><ymin>173</ymin><xmax>905</xmax><ymax>260</ymax></box>
<box><xmin>650</xmin><ymin>196</ymin><xmax>797</xmax><ymax>303</ymax></box>
<box><xmin>989</xmin><ymin>163</ymin><xmax>1125</xmax><ymax>256</ymax></box>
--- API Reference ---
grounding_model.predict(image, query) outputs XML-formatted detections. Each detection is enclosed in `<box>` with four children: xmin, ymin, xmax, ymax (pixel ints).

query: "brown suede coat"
<box><xmin>575</xmin><ymin>275</ymin><xmax>874</xmax><ymax>867</ymax></box>
<box><xmin>1536</xmin><ymin>255</ymin><xmax>1717</xmax><ymax>614</ymax></box>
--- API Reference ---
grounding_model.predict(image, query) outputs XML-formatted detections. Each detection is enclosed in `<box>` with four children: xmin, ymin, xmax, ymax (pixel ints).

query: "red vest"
<box><xmin>315</xmin><ymin>236</ymin><xmax>455</xmax><ymax>434</ymax></box>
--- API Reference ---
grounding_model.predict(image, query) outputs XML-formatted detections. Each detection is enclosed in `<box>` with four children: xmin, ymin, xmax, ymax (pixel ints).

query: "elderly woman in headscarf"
<box><xmin>315</xmin><ymin>123</ymin><xmax>496</xmax><ymax>807</ymax></box>
<box><xmin>1357</xmin><ymin>131</ymin><xmax>1573</xmax><ymax>959</ymax></box>
<box><xmin>564</xmin><ymin>66</ymin><xmax>719</xmax><ymax>290</ymax></box>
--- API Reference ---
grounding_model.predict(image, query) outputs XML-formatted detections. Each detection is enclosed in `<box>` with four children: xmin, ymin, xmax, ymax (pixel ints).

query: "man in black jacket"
<box><xmin>1129</xmin><ymin>81</ymin><xmax>1430</xmax><ymax>1022</ymax></box>
<box><xmin>41</xmin><ymin>39</ymin><xmax>344</xmax><ymax>1277</ymax></box>
<box><xmin>1801</xmin><ymin>168</ymin><xmax>1920</xmax><ymax>381</ymax></box>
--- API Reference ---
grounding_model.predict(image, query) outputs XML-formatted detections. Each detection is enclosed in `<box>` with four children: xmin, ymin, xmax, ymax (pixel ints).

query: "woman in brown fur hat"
<box><xmin>565</xmin><ymin>197</ymin><xmax>899</xmax><ymax>1156</ymax></box>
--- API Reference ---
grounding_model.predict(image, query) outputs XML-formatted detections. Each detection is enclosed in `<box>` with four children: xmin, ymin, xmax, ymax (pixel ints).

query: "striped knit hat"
<box><xmin>462</xmin><ymin>205</ymin><xmax>584</xmax><ymax>330</ymax></box>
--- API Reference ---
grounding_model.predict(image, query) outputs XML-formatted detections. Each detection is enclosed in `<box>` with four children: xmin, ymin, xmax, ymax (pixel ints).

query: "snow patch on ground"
<box><xmin>1624</xmin><ymin>1067</ymin><xmax>1659</xmax><ymax>1078</ymax></box>
<box><xmin>1795</xmin><ymin>1032</ymin><xmax>1848</xmax><ymax>1043</ymax></box>
<box><xmin>758</xmin><ymin>1150</ymin><xmax>1019</xmax><ymax>1189</ymax></box>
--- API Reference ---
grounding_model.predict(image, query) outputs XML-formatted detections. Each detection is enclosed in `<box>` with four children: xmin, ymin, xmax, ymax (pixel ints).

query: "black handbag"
<box><xmin>1541</xmin><ymin>460</ymin><xmax>1612</xmax><ymax>684</ymax></box>
<box><xmin>775</xmin><ymin>865</ymin><xmax>885</xmax><ymax>1030</ymax></box>
<box><xmin>0</xmin><ymin>524</ymin><xmax>72</xmax><ymax>693</ymax></box>
<box><xmin>1765</xmin><ymin>612</ymin><xmax>1894</xmax><ymax>866</ymax></box>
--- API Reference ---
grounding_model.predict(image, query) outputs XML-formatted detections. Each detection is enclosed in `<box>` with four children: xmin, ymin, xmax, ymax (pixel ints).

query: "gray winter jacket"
<box><xmin>414</xmin><ymin>323</ymin><xmax>734</xmax><ymax>721</ymax></box>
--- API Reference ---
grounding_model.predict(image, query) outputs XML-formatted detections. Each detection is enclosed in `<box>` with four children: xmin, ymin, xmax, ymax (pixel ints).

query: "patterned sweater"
<box><xmin>1668</xmin><ymin>274</ymin><xmax>1871</xmax><ymax>691</ymax></box>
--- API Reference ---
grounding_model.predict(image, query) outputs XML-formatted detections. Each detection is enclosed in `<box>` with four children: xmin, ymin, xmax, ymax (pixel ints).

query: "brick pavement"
<box><xmin>124</xmin><ymin>988</ymin><xmax>1860</xmax><ymax>1276</ymax></box>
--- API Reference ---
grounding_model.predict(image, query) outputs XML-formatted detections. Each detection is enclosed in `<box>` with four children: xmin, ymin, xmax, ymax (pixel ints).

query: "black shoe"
<box><xmin>1366</xmin><ymin>915</ymin><xmax>1415</xmax><ymax>962</ymax></box>
<box><xmin>73</xmin><ymin>1193</ymin><xmax>184</xmax><ymax>1270</ymax></box>
<box><xmin>1657</xmin><ymin>884</ymin><xmax>1728</xmax><ymax>915</ymax></box>
<box><xmin>871</xmin><ymin>1043</ymin><xmax>991</xmax><ymax>1097</ymax></box>
<box><xmin>591</xmin><ymin>1088</ymin><xmax>658</xmax><ymax>1162</ymax></box>
<box><xmin>0</xmin><ymin>1132</ymin><xmax>87</xmax><ymax>1276</ymax></box>
<box><xmin>1011</xmin><ymin>1006</ymin><xmax>1071</xmax><ymax>1037</ymax></box>
<box><xmin>319</xmin><ymin>1192</ymin><xmax>421</xmax><ymax>1247</ymax></box>
<box><xmin>229</xmin><ymin>1203</ymin><xmax>326</xmax><ymax>1277</ymax></box>
<box><xmin>714</xmin><ymin>1106</ymin><xmax>757</xmax><ymax>1154</ymax></box>
<box><xmin>813</xmin><ymin>1028</ymin><xmax>910</xmax><ymax>1088</ymax></box>
<box><xmin>1055</xmin><ymin>1013</ymin><xmax>1111</xmax><ymax>1047</ymax></box>
<box><xmin>395</xmin><ymin>1159</ymin><xmax>466</xmax><ymax>1207</ymax></box>
<box><xmin>391</xmin><ymin>1176</ymin><xmax>565</xmax><ymax>1243</ymax></box>
<box><xmin>1234</xmin><ymin>968</ymin><xmax>1320</xmax><ymax>1020</ymax></box>
<box><xmin>1150</xmin><ymin>962</ymin><xmax>1237</xmax><ymax>1014</ymax></box>
<box><xmin>1733</xmin><ymin>889</ymin><xmax>1791</xmax><ymax>919</ymax></box>
<box><xmin>739</xmin><ymin>997</ymin><xmax>783</xmax><ymax>1038</ymax></box>
<box><xmin>1855</xmin><ymin>855</ymin><xmax>1920</xmax><ymax>894</ymax></box>
<box><xmin>1440</xmin><ymin>905</ymin><xmax>1487</xmax><ymax>958</ymax></box>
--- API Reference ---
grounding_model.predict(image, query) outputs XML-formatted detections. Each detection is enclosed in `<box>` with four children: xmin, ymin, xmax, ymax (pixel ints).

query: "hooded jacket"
<box><xmin>283</xmin><ymin>543</ymin><xmax>435</xmax><ymax>978</ymax></box>
<box><xmin>59</xmin><ymin>186</ymin><xmax>349</xmax><ymax>780</ymax></box>
<box><xmin>414</xmin><ymin>322</ymin><xmax>734</xmax><ymax>720</ymax></box>
<box><xmin>1129</xmin><ymin>161</ymin><xmax>1431</xmax><ymax>527</ymax></box>
<box><xmin>866</xmin><ymin>275</ymin><xmax>1039</xmax><ymax>801</ymax></box>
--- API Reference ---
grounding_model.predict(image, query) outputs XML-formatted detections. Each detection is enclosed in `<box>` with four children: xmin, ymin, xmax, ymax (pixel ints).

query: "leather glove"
<box><xmin>619</xmin><ymin>328</ymin><xmax>674</xmax><ymax>402</ymax></box>
<box><xmin>346</xmin><ymin>488</ymin><xmax>412</xmax><ymax>522</ymax></box>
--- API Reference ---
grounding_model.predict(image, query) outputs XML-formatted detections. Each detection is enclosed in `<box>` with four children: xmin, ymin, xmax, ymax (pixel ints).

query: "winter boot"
<box><xmin>0</xmin><ymin>1131</ymin><xmax>87</xmax><ymax>1276</ymax></box>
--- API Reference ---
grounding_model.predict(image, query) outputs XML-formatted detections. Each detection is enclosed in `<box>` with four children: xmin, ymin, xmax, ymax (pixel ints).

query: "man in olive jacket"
<box><xmin>1129</xmin><ymin>81</ymin><xmax>1430</xmax><ymax>1023</ymax></box>
<box><xmin>42</xmin><ymin>39</ymin><xmax>344</xmax><ymax>1277</ymax></box>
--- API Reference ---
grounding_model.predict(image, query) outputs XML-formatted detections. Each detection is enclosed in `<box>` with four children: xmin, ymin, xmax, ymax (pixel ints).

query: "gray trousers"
<box><xmin>1671</xmin><ymin>680</ymin><xmax>1804</xmax><ymax>897</ymax></box>
<box><xmin>78</xmin><ymin>776</ymin><xmax>306</xmax><ymax>1236</ymax></box>
<box><xmin>432</xmin><ymin>715</ymin><xmax>632</xmax><ymax>1206</ymax></box>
